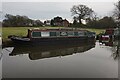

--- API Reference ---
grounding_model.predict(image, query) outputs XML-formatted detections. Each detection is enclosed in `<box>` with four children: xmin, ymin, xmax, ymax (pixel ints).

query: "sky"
<box><xmin>1</xmin><ymin>0</ymin><xmax>119</xmax><ymax>22</ymax></box>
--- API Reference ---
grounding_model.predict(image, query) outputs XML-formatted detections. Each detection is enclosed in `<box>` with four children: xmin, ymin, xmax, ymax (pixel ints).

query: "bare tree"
<box><xmin>113</xmin><ymin>1</ymin><xmax>120</xmax><ymax>27</ymax></box>
<box><xmin>112</xmin><ymin>1</ymin><xmax>120</xmax><ymax>60</ymax></box>
<box><xmin>71</xmin><ymin>4</ymin><xmax>94</xmax><ymax>25</ymax></box>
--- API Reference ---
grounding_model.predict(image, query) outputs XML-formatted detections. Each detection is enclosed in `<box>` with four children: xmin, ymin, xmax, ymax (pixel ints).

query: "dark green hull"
<box><xmin>10</xmin><ymin>36</ymin><xmax>95</xmax><ymax>46</ymax></box>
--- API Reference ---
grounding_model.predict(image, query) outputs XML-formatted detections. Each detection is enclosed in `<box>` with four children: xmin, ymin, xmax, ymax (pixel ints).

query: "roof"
<box><xmin>28</xmin><ymin>28</ymin><xmax>89</xmax><ymax>32</ymax></box>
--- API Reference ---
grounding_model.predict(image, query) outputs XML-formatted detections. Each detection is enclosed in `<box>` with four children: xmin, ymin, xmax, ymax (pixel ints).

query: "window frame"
<box><xmin>31</xmin><ymin>31</ymin><xmax>41</xmax><ymax>38</ymax></box>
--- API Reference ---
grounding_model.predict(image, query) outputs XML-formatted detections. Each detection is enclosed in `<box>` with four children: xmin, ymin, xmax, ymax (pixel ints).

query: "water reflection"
<box><xmin>9</xmin><ymin>41</ymin><xmax>95</xmax><ymax>60</ymax></box>
<box><xmin>99</xmin><ymin>39</ymin><xmax>120</xmax><ymax>60</ymax></box>
<box><xmin>3</xmin><ymin>41</ymin><xmax>118</xmax><ymax>78</ymax></box>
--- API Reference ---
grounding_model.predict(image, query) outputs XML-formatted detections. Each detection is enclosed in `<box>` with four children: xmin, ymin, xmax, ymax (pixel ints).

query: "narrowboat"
<box><xmin>8</xmin><ymin>28</ymin><xmax>96</xmax><ymax>45</ymax></box>
<box><xmin>98</xmin><ymin>28</ymin><xmax>120</xmax><ymax>41</ymax></box>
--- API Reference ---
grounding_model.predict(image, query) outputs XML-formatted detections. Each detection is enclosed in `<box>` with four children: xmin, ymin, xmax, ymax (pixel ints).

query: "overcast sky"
<box><xmin>1</xmin><ymin>0</ymin><xmax>118</xmax><ymax>22</ymax></box>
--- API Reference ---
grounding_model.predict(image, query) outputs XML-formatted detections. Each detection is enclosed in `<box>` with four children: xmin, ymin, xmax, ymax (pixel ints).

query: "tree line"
<box><xmin>2</xmin><ymin>0</ymin><xmax>120</xmax><ymax>29</ymax></box>
<box><xmin>70</xmin><ymin>2</ymin><xmax>119</xmax><ymax>29</ymax></box>
<box><xmin>2</xmin><ymin>14</ymin><xmax>43</xmax><ymax>27</ymax></box>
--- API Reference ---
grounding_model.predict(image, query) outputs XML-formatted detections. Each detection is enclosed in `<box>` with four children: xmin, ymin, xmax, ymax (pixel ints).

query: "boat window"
<box><xmin>56</xmin><ymin>32</ymin><xmax>60</xmax><ymax>36</ymax></box>
<box><xmin>41</xmin><ymin>32</ymin><xmax>50</xmax><ymax>37</ymax></box>
<box><xmin>68</xmin><ymin>32</ymin><xmax>74</xmax><ymax>36</ymax></box>
<box><xmin>32</xmin><ymin>31</ymin><xmax>41</xmax><ymax>37</ymax></box>
<box><xmin>50</xmin><ymin>32</ymin><xmax>57</xmax><ymax>36</ymax></box>
<box><xmin>78</xmin><ymin>31</ymin><xmax>85</xmax><ymax>36</ymax></box>
<box><xmin>74</xmin><ymin>32</ymin><xmax>78</xmax><ymax>36</ymax></box>
<box><xmin>60</xmin><ymin>32</ymin><xmax>68</xmax><ymax>36</ymax></box>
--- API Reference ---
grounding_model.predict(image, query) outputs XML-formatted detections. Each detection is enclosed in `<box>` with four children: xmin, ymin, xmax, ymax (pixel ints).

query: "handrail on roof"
<box><xmin>27</xmin><ymin>27</ymin><xmax>93</xmax><ymax>33</ymax></box>
<box><xmin>28</xmin><ymin>27</ymin><xmax>84</xmax><ymax>30</ymax></box>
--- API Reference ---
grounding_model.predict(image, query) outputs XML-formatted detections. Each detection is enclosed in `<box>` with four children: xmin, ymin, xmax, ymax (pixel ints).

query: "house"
<box><xmin>51</xmin><ymin>16</ymin><xmax>69</xmax><ymax>27</ymax></box>
<box><xmin>62</xmin><ymin>19</ymin><xmax>69</xmax><ymax>27</ymax></box>
<box><xmin>53</xmin><ymin>16</ymin><xmax>63</xmax><ymax>26</ymax></box>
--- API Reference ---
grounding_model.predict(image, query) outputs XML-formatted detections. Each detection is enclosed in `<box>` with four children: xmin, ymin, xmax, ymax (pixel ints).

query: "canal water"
<box><xmin>2</xmin><ymin>40</ymin><xmax>119</xmax><ymax>78</ymax></box>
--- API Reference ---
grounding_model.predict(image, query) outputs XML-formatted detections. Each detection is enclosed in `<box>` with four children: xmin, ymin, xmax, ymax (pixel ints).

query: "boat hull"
<box><xmin>10</xmin><ymin>36</ymin><xmax>95</xmax><ymax>46</ymax></box>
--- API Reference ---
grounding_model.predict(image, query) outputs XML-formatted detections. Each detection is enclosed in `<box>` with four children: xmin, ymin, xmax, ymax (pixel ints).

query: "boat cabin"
<box><xmin>8</xmin><ymin>28</ymin><xmax>96</xmax><ymax>44</ymax></box>
<box><xmin>27</xmin><ymin>28</ymin><xmax>93</xmax><ymax>38</ymax></box>
<box><xmin>105</xmin><ymin>28</ymin><xmax>114</xmax><ymax>35</ymax></box>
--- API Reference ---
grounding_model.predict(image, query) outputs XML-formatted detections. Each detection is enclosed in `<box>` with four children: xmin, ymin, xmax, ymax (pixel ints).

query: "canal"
<box><xmin>2</xmin><ymin>40</ymin><xmax>119</xmax><ymax>78</ymax></box>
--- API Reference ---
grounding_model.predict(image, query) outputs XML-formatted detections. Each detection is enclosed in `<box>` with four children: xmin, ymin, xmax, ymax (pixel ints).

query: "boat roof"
<box><xmin>28</xmin><ymin>28</ymin><xmax>89</xmax><ymax>32</ymax></box>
